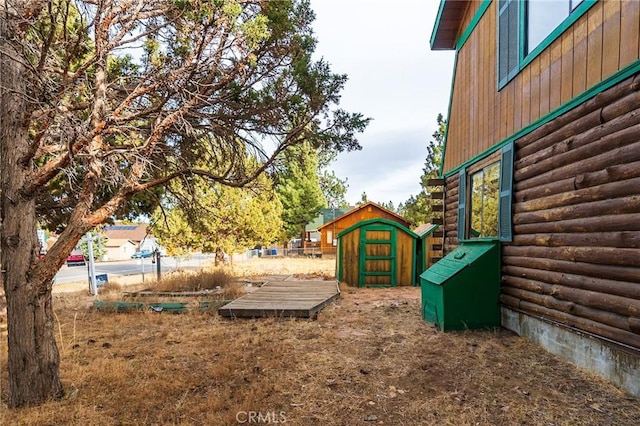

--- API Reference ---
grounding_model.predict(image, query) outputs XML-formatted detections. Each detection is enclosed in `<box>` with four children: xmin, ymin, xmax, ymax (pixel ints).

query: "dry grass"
<box><xmin>0</xmin><ymin>258</ymin><xmax>639</xmax><ymax>425</ymax></box>
<box><xmin>229</xmin><ymin>256</ymin><xmax>336</xmax><ymax>279</ymax></box>
<box><xmin>148</xmin><ymin>269</ymin><xmax>246</xmax><ymax>302</ymax></box>
<box><xmin>152</xmin><ymin>269</ymin><xmax>236</xmax><ymax>292</ymax></box>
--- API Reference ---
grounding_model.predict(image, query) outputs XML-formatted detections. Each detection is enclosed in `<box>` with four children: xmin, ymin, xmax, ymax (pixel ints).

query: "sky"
<box><xmin>310</xmin><ymin>0</ymin><xmax>455</xmax><ymax>207</ymax></box>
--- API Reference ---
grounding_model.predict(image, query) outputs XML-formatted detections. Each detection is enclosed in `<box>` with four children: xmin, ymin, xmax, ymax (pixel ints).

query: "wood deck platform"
<box><xmin>218</xmin><ymin>280</ymin><xmax>340</xmax><ymax>319</ymax></box>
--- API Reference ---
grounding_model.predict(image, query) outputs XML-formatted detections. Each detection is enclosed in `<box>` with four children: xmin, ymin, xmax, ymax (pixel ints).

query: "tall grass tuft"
<box><xmin>153</xmin><ymin>269</ymin><xmax>237</xmax><ymax>293</ymax></box>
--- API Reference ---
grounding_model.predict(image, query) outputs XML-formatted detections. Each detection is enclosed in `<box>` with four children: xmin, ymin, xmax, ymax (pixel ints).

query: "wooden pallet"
<box><xmin>218</xmin><ymin>280</ymin><xmax>340</xmax><ymax>319</ymax></box>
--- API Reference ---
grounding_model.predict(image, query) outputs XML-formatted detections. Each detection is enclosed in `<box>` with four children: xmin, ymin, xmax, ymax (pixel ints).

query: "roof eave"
<box><xmin>430</xmin><ymin>0</ymin><xmax>470</xmax><ymax>50</ymax></box>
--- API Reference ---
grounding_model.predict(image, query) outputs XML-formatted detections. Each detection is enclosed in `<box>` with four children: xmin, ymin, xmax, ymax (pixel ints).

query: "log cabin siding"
<box><xmin>443</xmin><ymin>0</ymin><xmax>640</xmax><ymax>174</ymax></box>
<box><xmin>502</xmin><ymin>74</ymin><xmax>640</xmax><ymax>350</ymax></box>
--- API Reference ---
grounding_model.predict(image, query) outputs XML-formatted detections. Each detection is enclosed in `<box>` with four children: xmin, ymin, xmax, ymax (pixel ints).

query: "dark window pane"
<box><xmin>506</xmin><ymin>0</ymin><xmax>520</xmax><ymax>73</ymax></box>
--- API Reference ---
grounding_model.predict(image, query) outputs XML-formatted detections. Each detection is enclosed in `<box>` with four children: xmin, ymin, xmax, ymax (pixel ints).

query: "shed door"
<box><xmin>359</xmin><ymin>224</ymin><xmax>396</xmax><ymax>287</ymax></box>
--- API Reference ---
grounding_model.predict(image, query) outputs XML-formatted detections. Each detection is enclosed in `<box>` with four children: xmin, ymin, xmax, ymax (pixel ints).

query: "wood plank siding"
<box><xmin>338</xmin><ymin>220</ymin><xmax>417</xmax><ymax>287</ymax></box>
<box><xmin>443</xmin><ymin>0</ymin><xmax>640</xmax><ymax>173</ymax></box>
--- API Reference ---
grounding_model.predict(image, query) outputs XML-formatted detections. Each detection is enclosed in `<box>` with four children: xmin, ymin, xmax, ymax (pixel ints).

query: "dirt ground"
<box><xmin>1</xmin><ymin>257</ymin><xmax>639</xmax><ymax>425</ymax></box>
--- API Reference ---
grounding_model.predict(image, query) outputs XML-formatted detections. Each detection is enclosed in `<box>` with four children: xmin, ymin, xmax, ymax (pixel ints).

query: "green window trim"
<box><xmin>498</xmin><ymin>142</ymin><xmax>514</xmax><ymax>242</ymax></box>
<box><xmin>521</xmin><ymin>0</ymin><xmax>596</xmax><ymax>70</ymax></box>
<box><xmin>457</xmin><ymin>167</ymin><xmax>467</xmax><ymax>240</ymax></box>
<box><xmin>457</xmin><ymin>143</ymin><xmax>514</xmax><ymax>243</ymax></box>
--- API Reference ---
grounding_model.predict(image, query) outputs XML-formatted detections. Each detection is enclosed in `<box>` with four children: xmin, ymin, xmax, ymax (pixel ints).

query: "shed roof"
<box><xmin>337</xmin><ymin>218</ymin><xmax>419</xmax><ymax>240</ymax></box>
<box><xmin>317</xmin><ymin>201</ymin><xmax>409</xmax><ymax>231</ymax></box>
<box><xmin>103</xmin><ymin>224</ymin><xmax>150</xmax><ymax>242</ymax></box>
<box><xmin>430</xmin><ymin>0</ymin><xmax>470</xmax><ymax>50</ymax></box>
<box><xmin>413</xmin><ymin>223</ymin><xmax>438</xmax><ymax>237</ymax></box>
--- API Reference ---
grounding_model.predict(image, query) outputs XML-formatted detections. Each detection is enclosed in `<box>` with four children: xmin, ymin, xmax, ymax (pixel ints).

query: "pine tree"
<box><xmin>400</xmin><ymin>114</ymin><xmax>446</xmax><ymax>226</ymax></box>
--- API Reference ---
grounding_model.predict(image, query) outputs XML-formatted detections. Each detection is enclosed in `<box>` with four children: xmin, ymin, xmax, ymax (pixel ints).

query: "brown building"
<box><xmin>431</xmin><ymin>0</ymin><xmax>640</xmax><ymax>395</ymax></box>
<box><xmin>317</xmin><ymin>202</ymin><xmax>410</xmax><ymax>256</ymax></box>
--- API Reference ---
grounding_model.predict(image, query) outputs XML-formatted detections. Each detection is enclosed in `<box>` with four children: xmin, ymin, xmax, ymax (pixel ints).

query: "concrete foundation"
<box><xmin>502</xmin><ymin>307</ymin><xmax>640</xmax><ymax>397</ymax></box>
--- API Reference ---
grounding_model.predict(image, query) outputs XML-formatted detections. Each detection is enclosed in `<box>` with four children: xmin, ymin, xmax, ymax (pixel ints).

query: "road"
<box><xmin>54</xmin><ymin>253</ymin><xmax>215</xmax><ymax>285</ymax></box>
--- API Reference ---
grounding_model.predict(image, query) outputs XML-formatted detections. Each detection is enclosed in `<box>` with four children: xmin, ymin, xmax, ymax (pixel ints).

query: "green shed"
<box><xmin>420</xmin><ymin>241</ymin><xmax>501</xmax><ymax>331</ymax></box>
<box><xmin>414</xmin><ymin>223</ymin><xmax>442</xmax><ymax>284</ymax></box>
<box><xmin>337</xmin><ymin>218</ymin><xmax>418</xmax><ymax>287</ymax></box>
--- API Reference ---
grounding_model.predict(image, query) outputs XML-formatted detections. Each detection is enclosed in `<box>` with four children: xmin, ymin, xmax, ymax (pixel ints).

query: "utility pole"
<box><xmin>155</xmin><ymin>249</ymin><xmax>161</xmax><ymax>281</ymax></box>
<box><xmin>86</xmin><ymin>233</ymin><xmax>98</xmax><ymax>296</ymax></box>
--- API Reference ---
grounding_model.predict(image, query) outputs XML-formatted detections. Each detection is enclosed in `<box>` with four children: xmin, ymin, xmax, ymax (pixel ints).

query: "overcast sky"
<box><xmin>310</xmin><ymin>0</ymin><xmax>455</xmax><ymax>207</ymax></box>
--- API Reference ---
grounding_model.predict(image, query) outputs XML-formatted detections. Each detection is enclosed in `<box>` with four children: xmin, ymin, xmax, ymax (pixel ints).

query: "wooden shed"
<box><xmin>337</xmin><ymin>218</ymin><xmax>418</xmax><ymax>287</ymax></box>
<box><xmin>414</xmin><ymin>224</ymin><xmax>442</xmax><ymax>283</ymax></box>
<box><xmin>318</xmin><ymin>201</ymin><xmax>410</xmax><ymax>256</ymax></box>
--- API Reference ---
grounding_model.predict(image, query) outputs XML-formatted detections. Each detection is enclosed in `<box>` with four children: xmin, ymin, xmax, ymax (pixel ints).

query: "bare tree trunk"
<box><xmin>0</xmin><ymin>7</ymin><xmax>64</xmax><ymax>407</ymax></box>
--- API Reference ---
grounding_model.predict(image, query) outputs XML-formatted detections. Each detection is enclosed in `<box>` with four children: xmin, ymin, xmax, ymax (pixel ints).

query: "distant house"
<box><xmin>103</xmin><ymin>224</ymin><xmax>163</xmax><ymax>254</ymax></box>
<box><xmin>102</xmin><ymin>239</ymin><xmax>137</xmax><ymax>261</ymax></box>
<box><xmin>301</xmin><ymin>207</ymin><xmax>353</xmax><ymax>256</ymax></box>
<box><xmin>317</xmin><ymin>202</ymin><xmax>410</xmax><ymax>256</ymax></box>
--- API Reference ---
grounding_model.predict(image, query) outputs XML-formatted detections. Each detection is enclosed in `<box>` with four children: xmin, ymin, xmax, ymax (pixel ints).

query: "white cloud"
<box><xmin>311</xmin><ymin>0</ymin><xmax>454</xmax><ymax>207</ymax></box>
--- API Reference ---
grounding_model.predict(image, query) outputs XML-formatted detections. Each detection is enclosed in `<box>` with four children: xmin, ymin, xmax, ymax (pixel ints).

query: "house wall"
<box><xmin>501</xmin><ymin>73</ymin><xmax>640</xmax><ymax>351</ymax></box>
<box><xmin>436</xmin><ymin>0</ymin><xmax>640</xmax><ymax>393</ymax></box>
<box><xmin>443</xmin><ymin>0</ymin><xmax>640</xmax><ymax>173</ymax></box>
<box><xmin>104</xmin><ymin>243</ymin><xmax>136</xmax><ymax>261</ymax></box>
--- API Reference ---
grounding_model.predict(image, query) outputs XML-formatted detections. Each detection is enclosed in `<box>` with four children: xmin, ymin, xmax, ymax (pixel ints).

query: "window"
<box><xmin>469</xmin><ymin>163</ymin><xmax>500</xmax><ymax>238</ymax></box>
<box><xmin>498</xmin><ymin>0</ymin><xmax>592</xmax><ymax>89</ymax></box>
<box><xmin>458</xmin><ymin>143</ymin><xmax>514</xmax><ymax>242</ymax></box>
<box><xmin>326</xmin><ymin>230</ymin><xmax>333</xmax><ymax>245</ymax></box>
<box><xmin>526</xmin><ymin>0</ymin><xmax>585</xmax><ymax>54</ymax></box>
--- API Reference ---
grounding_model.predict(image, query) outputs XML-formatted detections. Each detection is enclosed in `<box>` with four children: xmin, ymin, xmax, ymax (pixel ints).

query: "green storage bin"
<box><xmin>420</xmin><ymin>241</ymin><xmax>501</xmax><ymax>331</ymax></box>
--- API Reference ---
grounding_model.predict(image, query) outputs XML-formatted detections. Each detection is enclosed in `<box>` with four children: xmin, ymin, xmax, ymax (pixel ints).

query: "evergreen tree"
<box><xmin>317</xmin><ymin>150</ymin><xmax>349</xmax><ymax>208</ymax></box>
<box><xmin>0</xmin><ymin>0</ymin><xmax>368</xmax><ymax>407</ymax></box>
<box><xmin>276</xmin><ymin>142</ymin><xmax>326</xmax><ymax>241</ymax></box>
<box><xmin>379</xmin><ymin>200</ymin><xmax>397</xmax><ymax>213</ymax></box>
<box><xmin>152</xmin><ymin>172</ymin><xmax>283</xmax><ymax>257</ymax></box>
<box><xmin>400</xmin><ymin>114</ymin><xmax>446</xmax><ymax>226</ymax></box>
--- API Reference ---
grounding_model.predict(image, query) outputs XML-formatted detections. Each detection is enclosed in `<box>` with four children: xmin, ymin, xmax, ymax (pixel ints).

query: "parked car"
<box><xmin>131</xmin><ymin>250</ymin><xmax>153</xmax><ymax>259</ymax></box>
<box><xmin>66</xmin><ymin>253</ymin><xmax>86</xmax><ymax>266</ymax></box>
